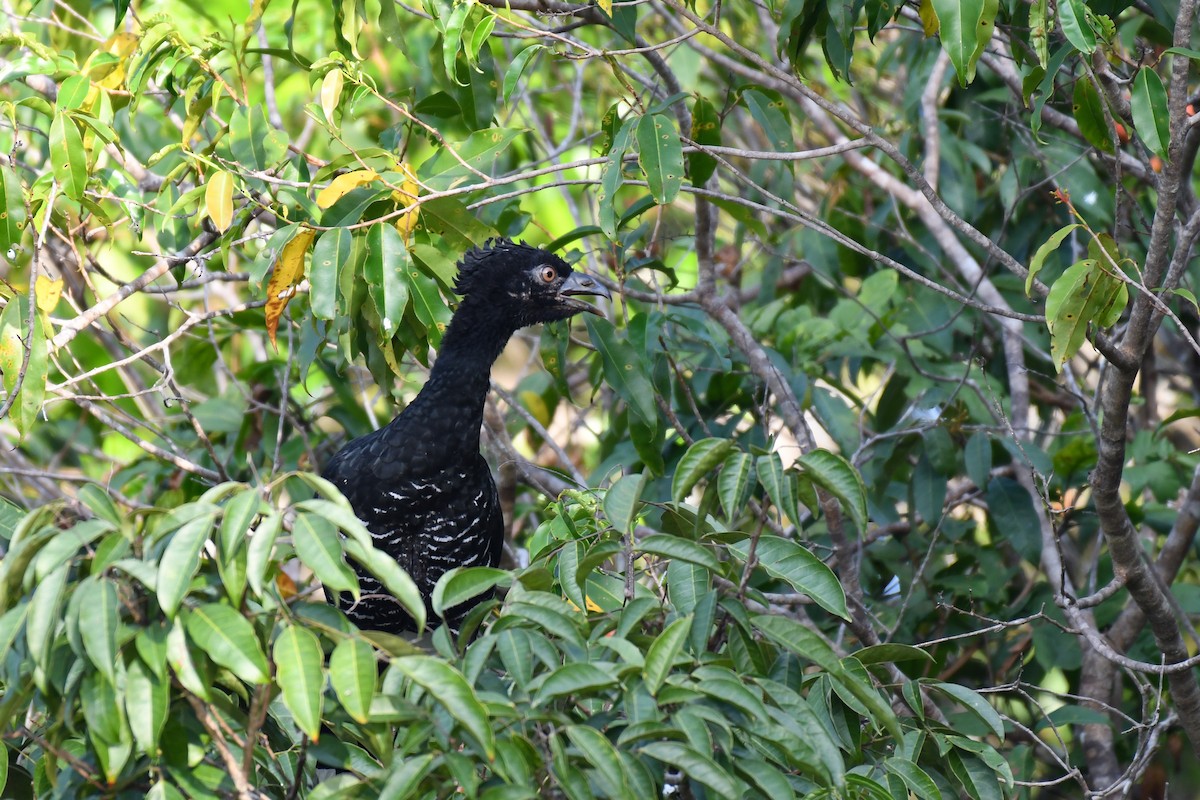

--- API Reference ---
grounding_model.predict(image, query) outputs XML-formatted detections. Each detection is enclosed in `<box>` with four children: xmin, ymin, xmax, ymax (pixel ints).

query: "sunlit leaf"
<box><xmin>204</xmin><ymin>169</ymin><xmax>235</xmax><ymax>232</ymax></box>
<box><xmin>49</xmin><ymin>112</ymin><xmax>88</xmax><ymax>201</ymax></box>
<box><xmin>330</xmin><ymin>637</ymin><xmax>376</xmax><ymax>724</ymax></box>
<box><xmin>185</xmin><ymin>603</ymin><xmax>270</xmax><ymax>684</ymax></box>
<box><xmin>636</xmin><ymin>113</ymin><xmax>684</xmax><ymax>204</ymax></box>
<box><xmin>274</xmin><ymin>625</ymin><xmax>325</xmax><ymax>740</ymax></box>
<box><xmin>265</xmin><ymin>225</ymin><xmax>316</xmax><ymax>346</ymax></box>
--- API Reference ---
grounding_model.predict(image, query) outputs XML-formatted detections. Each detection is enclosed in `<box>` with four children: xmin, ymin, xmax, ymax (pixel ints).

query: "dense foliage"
<box><xmin>2</xmin><ymin>0</ymin><xmax>1200</xmax><ymax>797</ymax></box>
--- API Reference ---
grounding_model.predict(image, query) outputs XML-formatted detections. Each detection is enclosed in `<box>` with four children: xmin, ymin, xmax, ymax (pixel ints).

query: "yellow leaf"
<box><xmin>316</xmin><ymin>169</ymin><xmax>379</xmax><ymax>209</ymax></box>
<box><xmin>565</xmin><ymin>595</ymin><xmax>605</xmax><ymax>613</ymax></box>
<box><xmin>393</xmin><ymin>162</ymin><xmax>420</xmax><ymax>242</ymax></box>
<box><xmin>89</xmin><ymin>31</ymin><xmax>139</xmax><ymax>90</ymax></box>
<box><xmin>597</xmin><ymin>0</ymin><xmax>611</xmax><ymax>14</ymax></box>
<box><xmin>919</xmin><ymin>0</ymin><xmax>939</xmax><ymax>36</ymax></box>
<box><xmin>320</xmin><ymin>69</ymin><xmax>344</xmax><ymax>124</ymax></box>
<box><xmin>205</xmin><ymin>170</ymin><xmax>236</xmax><ymax>232</ymax></box>
<box><xmin>35</xmin><ymin>276</ymin><xmax>63</xmax><ymax>313</ymax></box>
<box><xmin>245</xmin><ymin>0</ymin><xmax>272</xmax><ymax>34</ymax></box>
<box><xmin>265</xmin><ymin>227</ymin><xmax>316</xmax><ymax>346</ymax></box>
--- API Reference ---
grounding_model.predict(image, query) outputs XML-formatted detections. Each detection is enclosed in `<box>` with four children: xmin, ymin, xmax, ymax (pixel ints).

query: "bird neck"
<box><xmin>399</xmin><ymin>298</ymin><xmax>516</xmax><ymax>450</ymax></box>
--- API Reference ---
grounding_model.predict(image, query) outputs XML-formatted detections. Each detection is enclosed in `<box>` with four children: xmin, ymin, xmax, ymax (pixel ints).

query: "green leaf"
<box><xmin>536</xmin><ymin>662</ymin><xmax>619</xmax><ymax>704</ymax></box>
<box><xmin>565</xmin><ymin>726</ymin><xmax>630</xmax><ymax>797</ymax></box>
<box><xmin>77</xmin><ymin>577</ymin><xmax>120</xmax><ymax>683</ymax></box>
<box><xmin>1057</xmin><ymin>0</ymin><xmax>1096</xmax><ymax>53</ymax></box>
<box><xmin>229</xmin><ymin>104</ymin><xmax>289</xmax><ymax>171</ymax></box>
<box><xmin>126</xmin><ymin>655</ymin><xmax>169</xmax><ymax>756</ymax></box>
<box><xmin>688</xmin><ymin>96</ymin><xmax>721</xmax><ymax>186</ymax></box>
<box><xmin>584</xmin><ymin>316</ymin><xmax>657</xmax><ymax>429</ymax></box>
<box><xmin>636</xmin><ymin>113</ymin><xmax>684</xmax><ymax>204</ymax></box>
<box><xmin>717</xmin><ymin>451</ymin><xmax>755</xmax><ymax>523</ymax></box>
<box><xmin>293</xmin><ymin>512</ymin><xmax>359</xmax><ymax>597</ymax></box>
<box><xmin>156</xmin><ymin>513</ymin><xmax>215</xmax><ymax>618</ymax></box>
<box><xmin>1026</xmin><ymin>224</ymin><xmax>1079</xmax><ymax>295</ymax></box>
<box><xmin>672</xmin><ymin>438</ymin><xmax>735</xmax><ymax>502</ymax></box>
<box><xmin>431</xmin><ymin>566</ymin><xmax>510</xmax><ymax>618</ymax></box>
<box><xmin>415</xmin><ymin>197</ymin><xmax>496</xmax><ymax>251</ymax></box>
<box><xmin>1029</xmin><ymin>0</ymin><xmax>1049</xmax><ymax>67</ymax></box>
<box><xmin>640</xmin><ymin>741</ymin><xmax>748</xmax><ymax>797</ymax></box>
<box><xmin>0</xmin><ymin>294</ymin><xmax>47</xmax><ymax>438</ymax></box>
<box><xmin>1045</xmin><ymin>258</ymin><xmax>1127</xmax><ymax>370</ymax></box>
<box><xmin>504</xmin><ymin>45</ymin><xmax>544</xmax><ymax>103</ymax></box>
<box><xmin>273</xmin><ymin>625</ymin><xmax>326</xmax><ymax>740</ymax></box>
<box><xmin>166</xmin><ymin>617</ymin><xmax>210</xmax><ymax>701</ymax></box>
<box><xmin>390</xmin><ymin>655</ymin><xmax>494</xmax><ymax>758</ymax></box>
<box><xmin>733</xmin><ymin>535</ymin><xmax>849</xmax><ymax>619</ymax></box>
<box><xmin>49</xmin><ymin>111</ymin><xmax>87</xmax><ymax>201</ymax></box>
<box><xmin>598</xmin><ymin>118</ymin><xmax>635</xmax><ymax>239</ymax></box>
<box><xmin>218</xmin><ymin>487</ymin><xmax>262</xmax><ymax>565</ymax></box>
<box><xmin>247</xmin><ymin>511</ymin><xmax>282</xmax><ymax>597</ymax></box>
<box><xmin>643</xmin><ymin>614</ymin><xmax>691</xmax><ymax>695</ymax></box>
<box><xmin>364</xmin><ymin>222</ymin><xmax>410</xmax><ymax>336</ymax></box>
<box><xmin>927</xmin><ymin>680</ymin><xmax>1005</xmax><ymax>739</ymax></box>
<box><xmin>930</xmin><ymin>0</ymin><xmax>999</xmax><ymax>84</ymax></box>
<box><xmin>310</xmin><ymin>228</ymin><xmax>352</xmax><ymax>321</ymax></box>
<box><xmin>639</xmin><ymin>534</ymin><xmax>723</xmax><ymax>574</ymax></box>
<box><xmin>379</xmin><ymin>754</ymin><xmax>436</xmax><ymax>800</ymax></box>
<box><xmin>420</xmin><ymin>128</ymin><xmax>525</xmax><ymax>190</ymax></box>
<box><xmin>854</xmin><ymin>643</ymin><xmax>935</xmax><ymax>666</ymax></box>
<box><xmin>0</xmin><ymin>164</ymin><xmax>27</xmax><ymax>251</ymax></box>
<box><xmin>185</xmin><ymin>603</ymin><xmax>270</xmax><ymax>684</ymax></box>
<box><xmin>1131</xmin><ymin>67</ymin><xmax>1170</xmax><ymax>159</ymax></box>
<box><xmin>884</xmin><ymin>757</ymin><xmax>940</xmax><ymax>800</ymax></box>
<box><xmin>25</xmin><ymin>562</ymin><xmax>68</xmax><ymax>674</ymax></box>
<box><xmin>755</xmin><ymin>452</ymin><xmax>797</xmax><ymax>524</ymax></box>
<box><xmin>330</xmin><ymin>637</ymin><xmax>377</xmax><ymax>724</ymax></box>
<box><xmin>604</xmin><ymin>472</ymin><xmax>646</xmax><ymax>535</ymax></box>
<box><xmin>797</xmin><ymin>448</ymin><xmax>870</xmax><ymax>532</ymax></box>
<box><xmin>750</xmin><ymin>614</ymin><xmax>841</xmax><ymax>672</ymax></box>
<box><xmin>1072</xmin><ymin>78</ymin><xmax>1114</xmax><ymax>153</ymax></box>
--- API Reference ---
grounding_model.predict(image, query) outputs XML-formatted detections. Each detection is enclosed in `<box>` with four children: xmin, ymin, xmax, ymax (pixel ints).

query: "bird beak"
<box><xmin>559</xmin><ymin>270</ymin><xmax>611</xmax><ymax>316</ymax></box>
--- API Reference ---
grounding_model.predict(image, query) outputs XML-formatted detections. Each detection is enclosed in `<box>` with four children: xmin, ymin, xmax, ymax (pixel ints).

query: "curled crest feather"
<box><xmin>453</xmin><ymin>238</ymin><xmax>567</xmax><ymax>297</ymax></box>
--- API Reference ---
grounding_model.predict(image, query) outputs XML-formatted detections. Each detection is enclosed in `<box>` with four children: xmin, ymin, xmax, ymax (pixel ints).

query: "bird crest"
<box><xmin>453</xmin><ymin>238</ymin><xmax>566</xmax><ymax>297</ymax></box>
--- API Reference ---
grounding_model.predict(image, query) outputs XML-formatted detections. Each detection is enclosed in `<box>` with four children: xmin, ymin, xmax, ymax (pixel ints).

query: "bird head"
<box><xmin>454</xmin><ymin>239</ymin><xmax>611</xmax><ymax>326</ymax></box>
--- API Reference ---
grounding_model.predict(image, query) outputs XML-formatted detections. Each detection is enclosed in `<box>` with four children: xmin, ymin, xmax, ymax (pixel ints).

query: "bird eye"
<box><xmin>539</xmin><ymin>266</ymin><xmax>557</xmax><ymax>284</ymax></box>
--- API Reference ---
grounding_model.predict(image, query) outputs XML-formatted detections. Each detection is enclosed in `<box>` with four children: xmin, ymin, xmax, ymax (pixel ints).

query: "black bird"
<box><xmin>322</xmin><ymin>239</ymin><xmax>610</xmax><ymax>632</ymax></box>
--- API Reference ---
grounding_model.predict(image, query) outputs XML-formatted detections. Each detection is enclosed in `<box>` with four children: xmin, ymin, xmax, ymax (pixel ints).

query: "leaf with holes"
<box><xmin>0</xmin><ymin>164</ymin><xmax>26</xmax><ymax>251</ymax></box>
<box><xmin>310</xmin><ymin>228</ymin><xmax>351</xmax><ymax>321</ymax></box>
<box><xmin>265</xmin><ymin>225</ymin><xmax>315</xmax><ymax>346</ymax></box>
<box><xmin>364</xmin><ymin>222</ymin><xmax>410</xmax><ymax>336</ymax></box>
<box><xmin>1045</xmin><ymin>258</ymin><xmax>1126</xmax><ymax>370</ymax></box>
<box><xmin>636</xmin><ymin>113</ymin><xmax>684</xmax><ymax>204</ymax></box>
<box><xmin>49</xmin><ymin>112</ymin><xmax>88</xmax><ymax>201</ymax></box>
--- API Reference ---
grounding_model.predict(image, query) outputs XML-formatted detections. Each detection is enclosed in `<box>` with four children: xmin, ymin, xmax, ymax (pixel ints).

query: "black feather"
<box><xmin>322</xmin><ymin>239</ymin><xmax>609</xmax><ymax>632</ymax></box>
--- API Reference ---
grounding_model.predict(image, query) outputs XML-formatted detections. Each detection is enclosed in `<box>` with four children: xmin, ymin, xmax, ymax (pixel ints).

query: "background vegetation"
<box><xmin>2</xmin><ymin>0</ymin><xmax>1200</xmax><ymax>797</ymax></box>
